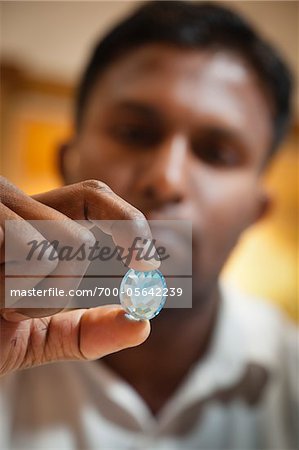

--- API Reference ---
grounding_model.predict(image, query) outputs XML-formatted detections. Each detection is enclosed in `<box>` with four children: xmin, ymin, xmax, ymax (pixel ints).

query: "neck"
<box><xmin>103</xmin><ymin>283</ymin><xmax>221</xmax><ymax>414</ymax></box>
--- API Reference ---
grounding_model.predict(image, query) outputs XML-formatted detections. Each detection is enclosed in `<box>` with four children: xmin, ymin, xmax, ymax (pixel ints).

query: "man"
<box><xmin>0</xmin><ymin>1</ymin><xmax>297</xmax><ymax>449</ymax></box>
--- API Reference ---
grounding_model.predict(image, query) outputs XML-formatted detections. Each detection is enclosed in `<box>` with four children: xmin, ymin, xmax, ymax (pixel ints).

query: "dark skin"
<box><xmin>0</xmin><ymin>179</ymin><xmax>153</xmax><ymax>377</ymax></box>
<box><xmin>61</xmin><ymin>45</ymin><xmax>273</xmax><ymax>414</ymax></box>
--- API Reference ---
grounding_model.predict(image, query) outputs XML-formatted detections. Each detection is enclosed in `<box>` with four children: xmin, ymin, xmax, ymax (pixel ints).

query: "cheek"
<box><xmin>192</xmin><ymin>169</ymin><xmax>260</xmax><ymax>244</ymax></box>
<box><xmin>190</xmin><ymin>169</ymin><xmax>261</xmax><ymax>280</ymax></box>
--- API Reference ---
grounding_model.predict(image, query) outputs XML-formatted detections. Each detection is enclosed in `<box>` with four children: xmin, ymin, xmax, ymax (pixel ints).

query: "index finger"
<box><xmin>32</xmin><ymin>180</ymin><xmax>160</xmax><ymax>271</ymax></box>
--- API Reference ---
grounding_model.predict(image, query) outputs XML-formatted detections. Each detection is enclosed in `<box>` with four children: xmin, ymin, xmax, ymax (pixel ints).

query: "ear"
<box><xmin>254</xmin><ymin>188</ymin><xmax>273</xmax><ymax>223</ymax></box>
<box><xmin>58</xmin><ymin>141</ymin><xmax>80</xmax><ymax>185</ymax></box>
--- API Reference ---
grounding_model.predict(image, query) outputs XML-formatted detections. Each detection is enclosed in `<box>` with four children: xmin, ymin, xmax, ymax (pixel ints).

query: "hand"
<box><xmin>0</xmin><ymin>177</ymin><xmax>157</xmax><ymax>377</ymax></box>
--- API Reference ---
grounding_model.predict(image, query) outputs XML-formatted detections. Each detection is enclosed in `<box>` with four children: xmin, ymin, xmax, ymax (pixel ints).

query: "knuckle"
<box><xmin>127</xmin><ymin>205</ymin><xmax>146</xmax><ymax>222</ymax></box>
<box><xmin>0</xmin><ymin>176</ymin><xmax>9</xmax><ymax>200</ymax></box>
<box><xmin>0</xmin><ymin>177</ymin><xmax>24</xmax><ymax>204</ymax></box>
<box><xmin>132</xmin><ymin>209</ymin><xmax>146</xmax><ymax>221</ymax></box>
<box><xmin>81</xmin><ymin>179</ymin><xmax>113</xmax><ymax>194</ymax></box>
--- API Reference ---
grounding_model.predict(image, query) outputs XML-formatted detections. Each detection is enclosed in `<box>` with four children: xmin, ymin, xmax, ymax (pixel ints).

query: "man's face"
<box><xmin>64</xmin><ymin>45</ymin><xmax>272</xmax><ymax>300</ymax></box>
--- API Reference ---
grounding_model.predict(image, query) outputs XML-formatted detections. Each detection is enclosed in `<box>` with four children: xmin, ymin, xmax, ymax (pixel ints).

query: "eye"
<box><xmin>193</xmin><ymin>139</ymin><xmax>243</xmax><ymax>167</ymax></box>
<box><xmin>108</xmin><ymin>123</ymin><xmax>161</xmax><ymax>148</ymax></box>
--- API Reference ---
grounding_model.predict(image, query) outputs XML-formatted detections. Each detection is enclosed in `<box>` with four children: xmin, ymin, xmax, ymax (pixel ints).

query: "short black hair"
<box><xmin>76</xmin><ymin>1</ymin><xmax>293</xmax><ymax>154</ymax></box>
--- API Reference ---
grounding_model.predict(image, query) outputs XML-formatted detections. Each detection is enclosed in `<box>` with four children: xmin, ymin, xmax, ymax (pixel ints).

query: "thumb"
<box><xmin>2</xmin><ymin>306</ymin><xmax>150</xmax><ymax>374</ymax></box>
<box><xmin>78</xmin><ymin>306</ymin><xmax>150</xmax><ymax>359</ymax></box>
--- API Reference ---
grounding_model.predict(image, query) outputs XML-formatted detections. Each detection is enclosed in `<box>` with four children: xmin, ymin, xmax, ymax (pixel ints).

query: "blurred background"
<box><xmin>0</xmin><ymin>1</ymin><xmax>298</xmax><ymax>322</ymax></box>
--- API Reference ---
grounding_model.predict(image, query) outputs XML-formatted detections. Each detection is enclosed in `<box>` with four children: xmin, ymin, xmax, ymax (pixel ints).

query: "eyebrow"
<box><xmin>194</xmin><ymin>126</ymin><xmax>254</xmax><ymax>155</ymax></box>
<box><xmin>198</xmin><ymin>126</ymin><xmax>244</xmax><ymax>142</ymax></box>
<box><xmin>111</xmin><ymin>100</ymin><xmax>162</xmax><ymax>120</ymax></box>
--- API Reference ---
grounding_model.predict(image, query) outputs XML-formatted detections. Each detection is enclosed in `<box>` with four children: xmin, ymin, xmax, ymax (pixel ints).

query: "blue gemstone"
<box><xmin>119</xmin><ymin>269</ymin><xmax>167</xmax><ymax>320</ymax></box>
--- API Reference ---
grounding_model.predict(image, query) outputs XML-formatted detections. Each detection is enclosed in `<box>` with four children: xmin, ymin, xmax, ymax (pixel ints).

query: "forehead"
<box><xmin>86</xmin><ymin>44</ymin><xmax>272</xmax><ymax>152</ymax></box>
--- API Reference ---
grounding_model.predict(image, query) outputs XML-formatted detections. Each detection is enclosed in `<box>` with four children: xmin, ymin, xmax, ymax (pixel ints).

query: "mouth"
<box><xmin>145</xmin><ymin>220</ymin><xmax>192</xmax><ymax>276</ymax></box>
<box><xmin>143</xmin><ymin>209</ymin><xmax>194</xmax><ymax>242</ymax></box>
<box><xmin>150</xmin><ymin>223</ymin><xmax>191</xmax><ymax>248</ymax></box>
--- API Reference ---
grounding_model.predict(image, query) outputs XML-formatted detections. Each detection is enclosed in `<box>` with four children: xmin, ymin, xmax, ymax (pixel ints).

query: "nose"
<box><xmin>135</xmin><ymin>134</ymin><xmax>188</xmax><ymax>206</ymax></box>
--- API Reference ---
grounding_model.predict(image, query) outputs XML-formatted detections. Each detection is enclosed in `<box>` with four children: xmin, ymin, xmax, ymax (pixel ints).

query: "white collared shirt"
<box><xmin>0</xmin><ymin>284</ymin><xmax>298</xmax><ymax>450</ymax></box>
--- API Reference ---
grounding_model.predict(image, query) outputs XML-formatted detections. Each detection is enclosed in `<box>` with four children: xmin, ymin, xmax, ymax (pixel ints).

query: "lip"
<box><xmin>143</xmin><ymin>210</ymin><xmax>198</xmax><ymax>254</ymax></box>
<box><xmin>148</xmin><ymin>224</ymin><xmax>193</xmax><ymax>276</ymax></box>
<box><xmin>148</xmin><ymin>221</ymin><xmax>192</xmax><ymax>256</ymax></box>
